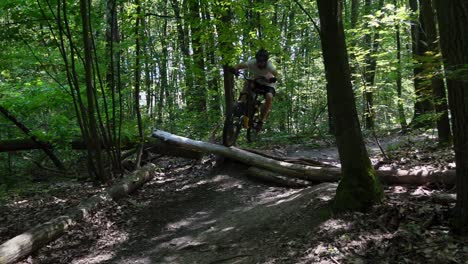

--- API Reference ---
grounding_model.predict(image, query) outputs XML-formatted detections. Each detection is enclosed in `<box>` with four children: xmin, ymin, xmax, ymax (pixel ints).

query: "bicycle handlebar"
<box><xmin>233</xmin><ymin>70</ymin><xmax>277</xmax><ymax>84</ymax></box>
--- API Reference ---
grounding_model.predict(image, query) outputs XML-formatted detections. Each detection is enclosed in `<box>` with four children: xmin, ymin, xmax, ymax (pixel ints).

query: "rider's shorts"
<box><xmin>255</xmin><ymin>84</ymin><xmax>276</xmax><ymax>97</ymax></box>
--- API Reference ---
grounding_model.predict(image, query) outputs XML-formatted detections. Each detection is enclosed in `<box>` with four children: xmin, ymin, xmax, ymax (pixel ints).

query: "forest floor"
<box><xmin>1</xmin><ymin>131</ymin><xmax>467</xmax><ymax>264</ymax></box>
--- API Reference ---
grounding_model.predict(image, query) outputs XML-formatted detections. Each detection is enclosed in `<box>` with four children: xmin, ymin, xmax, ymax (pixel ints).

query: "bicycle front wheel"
<box><xmin>222</xmin><ymin>103</ymin><xmax>243</xmax><ymax>147</ymax></box>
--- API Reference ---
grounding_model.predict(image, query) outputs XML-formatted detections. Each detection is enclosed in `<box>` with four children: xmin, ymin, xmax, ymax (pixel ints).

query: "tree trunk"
<box><xmin>350</xmin><ymin>0</ymin><xmax>359</xmax><ymax>28</ymax></box>
<box><xmin>157</xmin><ymin>17</ymin><xmax>169</xmax><ymax>127</ymax></box>
<box><xmin>409</xmin><ymin>0</ymin><xmax>434</xmax><ymax>128</ymax></box>
<box><xmin>419</xmin><ymin>0</ymin><xmax>451</xmax><ymax>144</ymax></box>
<box><xmin>105</xmin><ymin>0</ymin><xmax>123</xmax><ymax>173</ymax></box>
<box><xmin>170</xmin><ymin>0</ymin><xmax>193</xmax><ymax>102</ymax></box>
<box><xmin>203</xmin><ymin>5</ymin><xmax>222</xmax><ymax>122</ymax></box>
<box><xmin>80</xmin><ymin>0</ymin><xmax>106</xmax><ymax>182</ymax></box>
<box><xmin>363</xmin><ymin>0</ymin><xmax>384</xmax><ymax>130</ymax></box>
<box><xmin>188</xmin><ymin>0</ymin><xmax>207</xmax><ymax>114</ymax></box>
<box><xmin>133</xmin><ymin>0</ymin><xmax>144</xmax><ymax>169</ymax></box>
<box><xmin>316</xmin><ymin>0</ymin><xmax>383</xmax><ymax>212</ymax></box>
<box><xmin>214</xmin><ymin>0</ymin><xmax>235</xmax><ymax>118</ymax></box>
<box><xmin>434</xmin><ymin>0</ymin><xmax>468</xmax><ymax>235</ymax></box>
<box><xmin>0</xmin><ymin>165</ymin><xmax>157</xmax><ymax>264</ymax></box>
<box><xmin>395</xmin><ymin>0</ymin><xmax>408</xmax><ymax>130</ymax></box>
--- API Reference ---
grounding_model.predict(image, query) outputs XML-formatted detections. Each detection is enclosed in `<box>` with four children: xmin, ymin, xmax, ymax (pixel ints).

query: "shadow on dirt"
<box><xmin>98</xmin><ymin>161</ymin><xmax>336</xmax><ymax>264</ymax></box>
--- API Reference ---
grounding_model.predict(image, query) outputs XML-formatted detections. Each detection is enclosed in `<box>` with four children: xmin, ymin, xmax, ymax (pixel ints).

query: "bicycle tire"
<box><xmin>246</xmin><ymin>102</ymin><xmax>263</xmax><ymax>143</ymax></box>
<box><xmin>222</xmin><ymin>103</ymin><xmax>243</xmax><ymax>147</ymax></box>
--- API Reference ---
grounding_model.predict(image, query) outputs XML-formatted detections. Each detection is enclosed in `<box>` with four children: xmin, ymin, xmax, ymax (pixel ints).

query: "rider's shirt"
<box><xmin>245</xmin><ymin>59</ymin><xmax>277</xmax><ymax>88</ymax></box>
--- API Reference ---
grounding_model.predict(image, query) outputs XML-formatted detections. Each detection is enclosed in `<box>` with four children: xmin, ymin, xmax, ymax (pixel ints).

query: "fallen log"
<box><xmin>0</xmin><ymin>139</ymin><xmax>51</xmax><ymax>152</ymax></box>
<box><xmin>241</xmin><ymin>147</ymin><xmax>337</xmax><ymax>167</ymax></box>
<box><xmin>0</xmin><ymin>164</ymin><xmax>157</xmax><ymax>264</ymax></box>
<box><xmin>153</xmin><ymin>130</ymin><xmax>341</xmax><ymax>182</ymax></box>
<box><xmin>152</xmin><ymin>130</ymin><xmax>456</xmax><ymax>185</ymax></box>
<box><xmin>0</xmin><ymin>137</ymin><xmax>202</xmax><ymax>159</ymax></box>
<box><xmin>246</xmin><ymin>167</ymin><xmax>313</xmax><ymax>188</ymax></box>
<box><xmin>0</xmin><ymin>105</ymin><xmax>64</xmax><ymax>169</ymax></box>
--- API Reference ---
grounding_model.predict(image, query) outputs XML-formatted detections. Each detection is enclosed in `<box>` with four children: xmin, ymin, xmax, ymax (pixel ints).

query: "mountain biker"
<box><xmin>232</xmin><ymin>48</ymin><xmax>280</xmax><ymax>132</ymax></box>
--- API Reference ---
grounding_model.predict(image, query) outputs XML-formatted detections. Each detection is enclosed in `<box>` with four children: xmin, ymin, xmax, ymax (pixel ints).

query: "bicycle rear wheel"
<box><xmin>246</xmin><ymin>104</ymin><xmax>262</xmax><ymax>143</ymax></box>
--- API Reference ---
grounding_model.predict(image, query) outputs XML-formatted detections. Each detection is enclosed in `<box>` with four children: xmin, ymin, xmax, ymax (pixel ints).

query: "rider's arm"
<box><xmin>271</xmin><ymin>68</ymin><xmax>281</xmax><ymax>83</ymax></box>
<box><xmin>233</xmin><ymin>62</ymin><xmax>248</xmax><ymax>71</ymax></box>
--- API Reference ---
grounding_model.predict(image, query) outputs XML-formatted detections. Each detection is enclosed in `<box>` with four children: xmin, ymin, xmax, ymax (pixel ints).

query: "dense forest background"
<box><xmin>1</xmin><ymin>0</ymin><xmax>437</xmax><ymax>181</ymax></box>
<box><xmin>1</xmin><ymin>0</ymin><xmax>468</xmax><ymax>262</ymax></box>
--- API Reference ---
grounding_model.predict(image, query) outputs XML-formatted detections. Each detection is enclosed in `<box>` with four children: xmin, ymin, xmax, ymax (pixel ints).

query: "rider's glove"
<box><xmin>228</xmin><ymin>67</ymin><xmax>239</xmax><ymax>76</ymax></box>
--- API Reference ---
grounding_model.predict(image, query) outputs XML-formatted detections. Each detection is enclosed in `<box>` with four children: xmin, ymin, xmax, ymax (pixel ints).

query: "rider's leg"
<box><xmin>260</xmin><ymin>92</ymin><xmax>274</xmax><ymax>122</ymax></box>
<box><xmin>239</xmin><ymin>81</ymin><xmax>253</xmax><ymax>103</ymax></box>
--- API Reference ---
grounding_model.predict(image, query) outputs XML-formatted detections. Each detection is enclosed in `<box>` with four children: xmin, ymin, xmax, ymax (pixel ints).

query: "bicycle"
<box><xmin>222</xmin><ymin>71</ymin><xmax>277</xmax><ymax>147</ymax></box>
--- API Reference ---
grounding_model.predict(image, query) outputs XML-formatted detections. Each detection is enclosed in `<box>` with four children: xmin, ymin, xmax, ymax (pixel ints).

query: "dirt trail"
<box><xmin>8</xmin><ymin>132</ymin><xmax>462</xmax><ymax>264</ymax></box>
<box><xmin>96</xmin><ymin>162</ymin><xmax>336</xmax><ymax>264</ymax></box>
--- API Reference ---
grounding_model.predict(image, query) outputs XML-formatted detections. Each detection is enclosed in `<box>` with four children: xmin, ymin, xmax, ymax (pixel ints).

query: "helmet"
<box><xmin>255</xmin><ymin>48</ymin><xmax>269</xmax><ymax>63</ymax></box>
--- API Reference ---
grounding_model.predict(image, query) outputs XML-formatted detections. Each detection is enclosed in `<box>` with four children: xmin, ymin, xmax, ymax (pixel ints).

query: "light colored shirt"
<box><xmin>245</xmin><ymin>59</ymin><xmax>277</xmax><ymax>88</ymax></box>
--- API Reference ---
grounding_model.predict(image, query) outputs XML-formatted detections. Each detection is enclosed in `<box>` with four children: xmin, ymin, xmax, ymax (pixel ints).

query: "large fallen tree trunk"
<box><xmin>152</xmin><ymin>130</ymin><xmax>456</xmax><ymax>185</ymax></box>
<box><xmin>154</xmin><ymin>130</ymin><xmax>341</xmax><ymax>182</ymax></box>
<box><xmin>246</xmin><ymin>167</ymin><xmax>313</xmax><ymax>188</ymax></box>
<box><xmin>0</xmin><ymin>164</ymin><xmax>157</xmax><ymax>264</ymax></box>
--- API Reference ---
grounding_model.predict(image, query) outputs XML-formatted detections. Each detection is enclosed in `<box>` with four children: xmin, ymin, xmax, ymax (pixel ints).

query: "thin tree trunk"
<box><xmin>134</xmin><ymin>0</ymin><xmax>144</xmax><ymax>169</ymax></box>
<box><xmin>187</xmin><ymin>0</ymin><xmax>207</xmax><ymax>119</ymax></box>
<box><xmin>80</xmin><ymin>0</ymin><xmax>106</xmax><ymax>182</ymax></box>
<box><xmin>363</xmin><ymin>0</ymin><xmax>384</xmax><ymax>129</ymax></box>
<box><xmin>410</xmin><ymin>0</ymin><xmax>434</xmax><ymax>128</ymax></box>
<box><xmin>317</xmin><ymin>0</ymin><xmax>383</xmax><ymax>212</ymax></box>
<box><xmin>105</xmin><ymin>0</ymin><xmax>122</xmax><ymax>174</ymax></box>
<box><xmin>395</xmin><ymin>0</ymin><xmax>408</xmax><ymax>130</ymax></box>
<box><xmin>215</xmin><ymin>0</ymin><xmax>235</xmax><ymax>118</ymax></box>
<box><xmin>157</xmin><ymin>18</ymin><xmax>168</xmax><ymax>127</ymax></box>
<box><xmin>350</xmin><ymin>0</ymin><xmax>359</xmax><ymax>28</ymax></box>
<box><xmin>170</xmin><ymin>0</ymin><xmax>193</xmax><ymax>108</ymax></box>
<box><xmin>420</xmin><ymin>0</ymin><xmax>451</xmax><ymax>143</ymax></box>
<box><xmin>203</xmin><ymin>5</ymin><xmax>221</xmax><ymax>121</ymax></box>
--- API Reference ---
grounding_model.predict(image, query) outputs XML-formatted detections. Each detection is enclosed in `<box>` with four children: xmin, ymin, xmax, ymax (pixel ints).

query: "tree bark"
<box><xmin>363</xmin><ymin>0</ymin><xmax>384</xmax><ymax>130</ymax></box>
<box><xmin>157</xmin><ymin>7</ymin><xmax>169</xmax><ymax>127</ymax></box>
<box><xmin>0</xmin><ymin>164</ymin><xmax>157</xmax><ymax>264</ymax></box>
<box><xmin>170</xmin><ymin>0</ymin><xmax>193</xmax><ymax>103</ymax></box>
<box><xmin>434</xmin><ymin>0</ymin><xmax>468</xmax><ymax>235</ymax></box>
<box><xmin>395</xmin><ymin>0</ymin><xmax>408</xmax><ymax>130</ymax></box>
<box><xmin>80</xmin><ymin>0</ymin><xmax>106</xmax><ymax>182</ymax></box>
<box><xmin>133</xmin><ymin>0</ymin><xmax>144</xmax><ymax>169</ymax></box>
<box><xmin>188</xmin><ymin>0</ymin><xmax>207</xmax><ymax>113</ymax></box>
<box><xmin>350</xmin><ymin>0</ymin><xmax>359</xmax><ymax>28</ymax></box>
<box><xmin>419</xmin><ymin>0</ymin><xmax>451</xmax><ymax>144</ymax></box>
<box><xmin>317</xmin><ymin>0</ymin><xmax>384</xmax><ymax>212</ymax></box>
<box><xmin>214</xmin><ymin>0</ymin><xmax>235</xmax><ymax>118</ymax></box>
<box><xmin>409</xmin><ymin>0</ymin><xmax>434</xmax><ymax>128</ymax></box>
<box><xmin>105</xmin><ymin>0</ymin><xmax>123</xmax><ymax>173</ymax></box>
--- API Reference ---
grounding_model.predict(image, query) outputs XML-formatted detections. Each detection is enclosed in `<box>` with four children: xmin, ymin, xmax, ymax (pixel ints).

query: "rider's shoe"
<box><xmin>255</xmin><ymin>121</ymin><xmax>263</xmax><ymax>133</ymax></box>
<box><xmin>242</xmin><ymin>115</ymin><xmax>250</xmax><ymax>128</ymax></box>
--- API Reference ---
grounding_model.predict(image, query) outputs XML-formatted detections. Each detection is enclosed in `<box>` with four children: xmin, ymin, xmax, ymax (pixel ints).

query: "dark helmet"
<box><xmin>255</xmin><ymin>48</ymin><xmax>269</xmax><ymax>63</ymax></box>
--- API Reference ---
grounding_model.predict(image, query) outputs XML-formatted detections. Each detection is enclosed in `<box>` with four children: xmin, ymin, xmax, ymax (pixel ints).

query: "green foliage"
<box><xmin>0</xmin><ymin>0</ymin><xmax>437</xmax><ymax>180</ymax></box>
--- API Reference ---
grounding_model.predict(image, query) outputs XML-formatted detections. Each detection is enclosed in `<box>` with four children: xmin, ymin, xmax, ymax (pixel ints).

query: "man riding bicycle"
<box><xmin>232</xmin><ymin>48</ymin><xmax>280</xmax><ymax>132</ymax></box>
